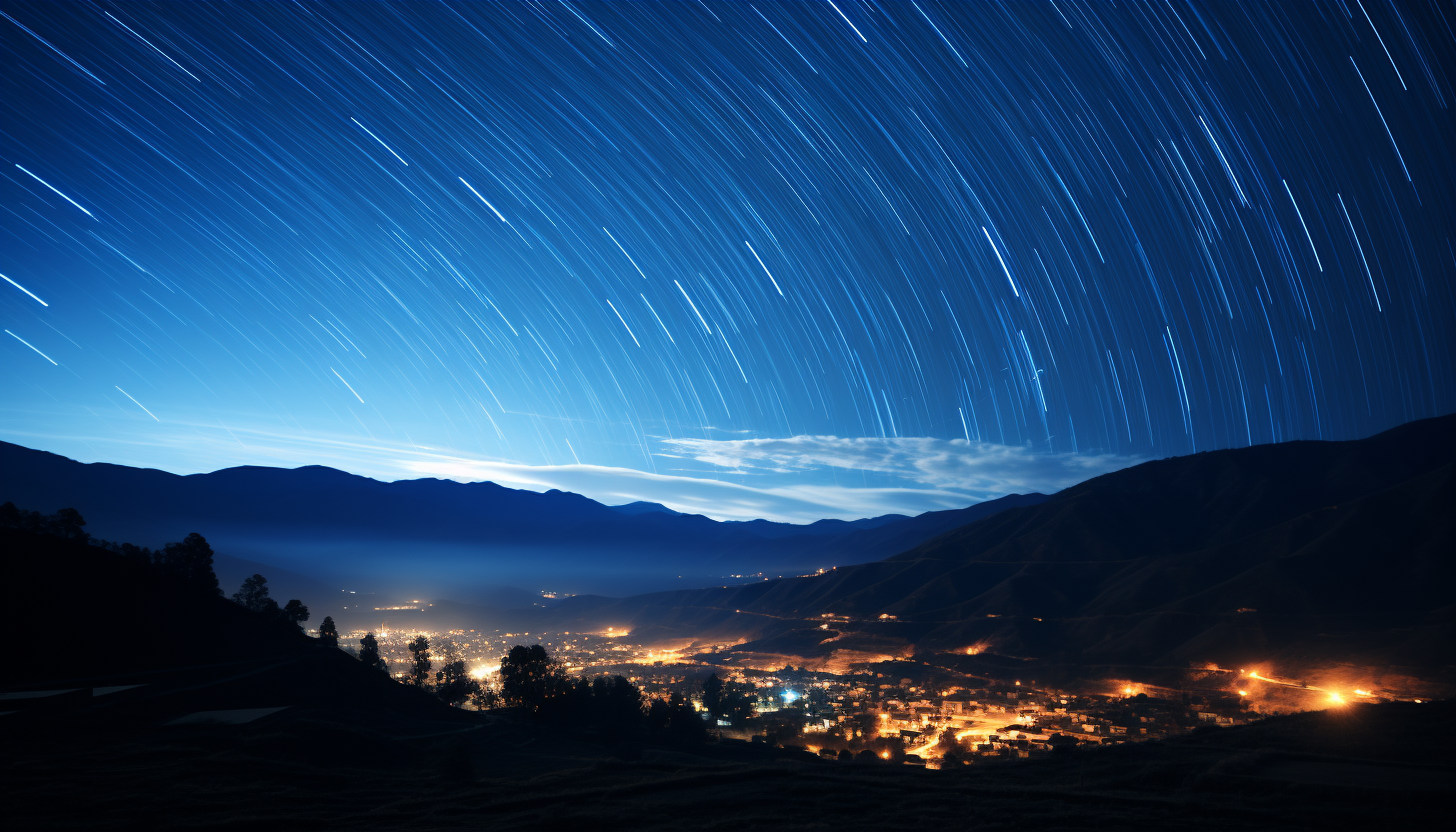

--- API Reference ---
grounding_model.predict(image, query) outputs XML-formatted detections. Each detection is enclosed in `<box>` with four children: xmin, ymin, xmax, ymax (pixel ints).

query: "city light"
<box><xmin>336</xmin><ymin>625</ymin><xmax>1414</xmax><ymax>767</ymax></box>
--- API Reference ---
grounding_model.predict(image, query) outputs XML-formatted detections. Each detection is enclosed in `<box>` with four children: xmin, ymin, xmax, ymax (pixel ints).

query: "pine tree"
<box><xmin>52</xmin><ymin>508</ymin><xmax>87</xmax><ymax>541</ymax></box>
<box><xmin>161</xmin><ymin>533</ymin><xmax>220</xmax><ymax>595</ymax></box>
<box><xmin>408</xmin><ymin>635</ymin><xmax>432</xmax><ymax>686</ymax></box>
<box><xmin>232</xmin><ymin>574</ymin><xmax>276</xmax><ymax>613</ymax></box>
<box><xmin>359</xmin><ymin>632</ymin><xmax>387</xmax><ymax>673</ymax></box>
<box><xmin>318</xmin><ymin>616</ymin><xmax>339</xmax><ymax>647</ymax></box>
<box><xmin>282</xmin><ymin>599</ymin><xmax>309</xmax><ymax>630</ymax></box>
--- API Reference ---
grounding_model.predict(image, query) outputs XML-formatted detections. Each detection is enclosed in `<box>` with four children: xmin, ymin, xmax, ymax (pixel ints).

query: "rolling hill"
<box><xmin>539</xmin><ymin>414</ymin><xmax>1456</xmax><ymax>683</ymax></box>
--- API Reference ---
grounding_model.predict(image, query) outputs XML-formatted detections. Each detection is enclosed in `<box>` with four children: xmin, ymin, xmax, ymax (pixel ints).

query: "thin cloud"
<box><xmin>657</xmin><ymin>435</ymin><xmax>1144</xmax><ymax>496</ymax></box>
<box><xmin>4</xmin><ymin>421</ymin><xmax>1140</xmax><ymax>523</ymax></box>
<box><xmin>3</xmin><ymin>421</ymin><xmax>984</xmax><ymax>523</ymax></box>
<box><xmin>393</xmin><ymin>455</ymin><xmax>976</xmax><ymax>523</ymax></box>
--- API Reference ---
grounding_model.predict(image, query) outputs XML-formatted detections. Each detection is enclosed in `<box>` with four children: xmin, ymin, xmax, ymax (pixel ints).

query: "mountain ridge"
<box><xmin>0</xmin><ymin>439</ymin><xmax>1047</xmax><ymax>602</ymax></box>
<box><xmin>533</xmin><ymin>414</ymin><xmax>1456</xmax><ymax>681</ymax></box>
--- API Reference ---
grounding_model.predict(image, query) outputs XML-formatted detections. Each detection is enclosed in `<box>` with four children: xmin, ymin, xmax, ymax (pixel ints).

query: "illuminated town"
<box><xmin>346</xmin><ymin>625</ymin><xmax>1411</xmax><ymax>769</ymax></box>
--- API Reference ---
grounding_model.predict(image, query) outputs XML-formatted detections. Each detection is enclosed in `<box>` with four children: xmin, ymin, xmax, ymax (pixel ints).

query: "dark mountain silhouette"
<box><xmin>540</xmin><ymin>414</ymin><xmax>1456</xmax><ymax>681</ymax></box>
<box><xmin>0</xmin><ymin>440</ymin><xmax>1046</xmax><ymax>600</ymax></box>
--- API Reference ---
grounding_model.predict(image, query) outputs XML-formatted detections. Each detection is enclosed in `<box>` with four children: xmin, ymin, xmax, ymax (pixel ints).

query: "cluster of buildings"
<box><xmin>344</xmin><ymin>626</ymin><xmax>1258</xmax><ymax>768</ymax></box>
<box><xmin>723</xmin><ymin>672</ymin><xmax>1257</xmax><ymax>766</ymax></box>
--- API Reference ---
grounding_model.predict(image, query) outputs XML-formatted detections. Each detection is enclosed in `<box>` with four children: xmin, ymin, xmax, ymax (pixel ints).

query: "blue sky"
<box><xmin>2</xmin><ymin>2</ymin><xmax>1451</xmax><ymax>522</ymax></box>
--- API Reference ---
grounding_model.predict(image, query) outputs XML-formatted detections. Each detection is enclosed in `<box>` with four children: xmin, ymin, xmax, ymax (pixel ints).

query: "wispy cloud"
<box><xmin>658</xmin><ymin>435</ymin><xmax>1144</xmax><ymax>496</ymax></box>
<box><xmin>3</xmin><ymin>420</ymin><xmax>1142</xmax><ymax>524</ymax></box>
<box><xmin>393</xmin><ymin>455</ymin><xmax>978</xmax><ymax>523</ymax></box>
<box><xmin>2</xmin><ymin>421</ymin><xmax>984</xmax><ymax>523</ymax></box>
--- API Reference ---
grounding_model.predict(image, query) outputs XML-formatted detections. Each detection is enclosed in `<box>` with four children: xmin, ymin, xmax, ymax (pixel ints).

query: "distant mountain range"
<box><xmin>0</xmin><ymin>440</ymin><xmax>1045</xmax><ymax>606</ymax></box>
<box><xmin>540</xmin><ymin>414</ymin><xmax>1456</xmax><ymax>683</ymax></box>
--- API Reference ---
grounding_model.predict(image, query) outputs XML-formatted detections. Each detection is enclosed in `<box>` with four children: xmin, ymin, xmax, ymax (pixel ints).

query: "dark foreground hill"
<box><xmin>2</xmin><ymin>526</ymin><xmax>1450</xmax><ymax>830</ymax></box>
<box><xmin>4</xmin><ymin>671</ymin><xmax>1451</xmax><ymax>829</ymax></box>
<box><xmin>0</xmin><ymin>528</ymin><xmax>446</xmax><ymax>709</ymax></box>
<box><xmin>539</xmin><ymin>414</ymin><xmax>1456</xmax><ymax>684</ymax></box>
<box><xmin>0</xmin><ymin>439</ymin><xmax>1045</xmax><ymax>602</ymax></box>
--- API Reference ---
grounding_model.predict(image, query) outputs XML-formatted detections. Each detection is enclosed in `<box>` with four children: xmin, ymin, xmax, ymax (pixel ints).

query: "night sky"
<box><xmin>2</xmin><ymin>1</ymin><xmax>1452</xmax><ymax>522</ymax></box>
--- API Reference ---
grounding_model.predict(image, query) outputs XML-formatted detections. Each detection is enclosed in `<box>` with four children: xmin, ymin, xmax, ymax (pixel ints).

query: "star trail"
<box><xmin>2</xmin><ymin>1</ymin><xmax>1452</xmax><ymax>521</ymax></box>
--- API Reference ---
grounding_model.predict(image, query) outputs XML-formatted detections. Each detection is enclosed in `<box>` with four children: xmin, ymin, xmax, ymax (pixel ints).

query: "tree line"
<box><xmin>348</xmin><ymin>634</ymin><xmax>765</xmax><ymax>744</ymax></box>
<box><xmin>3</xmin><ymin>502</ymin><xmax>223</xmax><ymax>596</ymax></box>
<box><xmin>1</xmin><ymin>503</ymin><xmax>317</xmax><ymax>634</ymax></box>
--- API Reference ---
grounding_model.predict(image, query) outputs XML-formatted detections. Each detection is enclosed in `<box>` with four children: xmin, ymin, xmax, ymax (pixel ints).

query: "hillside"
<box><xmin>0</xmin><ymin>441</ymin><xmax>1045</xmax><ymax>601</ymax></box>
<box><xmin>539</xmin><ymin>415</ymin><xmax>1456</xmax><ymax>683</ymax></box>
<box><xmin>5</xmin><ymin>672</ymin><xmax>1450</xmax><ymax>830</ymax></box>
<box><xmin>2</xmin><ymin>529</ymin><xmax>1449</xmax><ymax>829</ymax></box>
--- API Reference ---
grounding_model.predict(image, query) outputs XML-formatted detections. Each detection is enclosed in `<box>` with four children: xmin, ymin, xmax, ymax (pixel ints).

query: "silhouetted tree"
<box><xmin>645</xmin><ymin>698</ymin><xmax>671</xmax><ymax>734</ymax></box>
<box><xmin>359</xmin><ymin>632</ymin><xmax>387</xmax><ymax>673</ymax></box>
<box><xmin>231</xmin><ymin>573</ymin><xmax>308</xmax><ymax>629</ymax></box>
<box><xmin>118</xmin><ymin>541</ymin><xmax>152</xmax><ymax>566</ymax></box>
<box><xmin>52</xmin><ymin>508</ymin><xmax>87</xmax><ymax>541</ymax></box>
<box><xmin>317</xmin><ymin>616</ymin><xmax>339</xmax><ymax>647</ymax></box>
<box><xmin>936</xmin><ymin>727</ymin><xmax>961</xmax><ymax>754</ymax></box>
<box><xmin>646</xmin><ymin>692</ymin><xmax>706</xmax><ymax>745</ymax></box>
<box><xmin>232</xmin><ymin>574</ymin><xmax>277</xmax><ymax>613</ymax></box>
<box><xmin>158</xmin><ymin>532</ymin><xmax>220</xmax><ymax>595</ymax></box>
<box><xmin>541</xmin><ymin>674</ymin><xmax>644</xmax><ymax>730</ymax></box>
<box><xmin>719</xmin><ymin>680</ymin><xmax>757</xmax><ymax>726</ymax></box>
<box><xmin>595</xmin><ymin>675</ymin><xmax>642</xmax><ymax>728</ymax></box>
<box><xmin>435</xmin><ymin>659</ymin><xmax>481</xmax><ymax>707</ymax></box>
<box><xmin>499</xmin><ymin>644</ymin><xmax>560</xmax><ymax>710</ymax></box>
<box><xmin>1</xmin><ymin>503</ymin><xmax>94</xmax><ymax>540</ymax></box>
<box><xmin>408</xmin><ymin>635</ymin><xmax>432</xmax><ymax>686</ymax></box>
<box><xmin>282</xmin><ymin>599</ymin><xmax>309</xmax><ymax>630</ymax></box>
<box><xmin>0</xmin><ymin>502</ymin><xmax>42</xmax><ymax>532</ymax></box>
<box><xmin>702</xmin><ymin>673</ymin><xmax>724</xmax><ymax>719</ymax></box>
<box><xmin>471</xmin><ymin>683</ymin><xmax>501</xmax><ymax>711</ymax></box>
<box><xmin>761</xmin><ymin>708</ymin><xmax>804</xmax><ymax>745</ymax></box>
<box><xmin>21</xmin><ymin>505</ymin><xmax>45</xmax><ymax>532</ymax></box>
